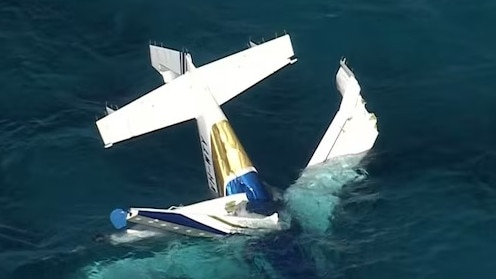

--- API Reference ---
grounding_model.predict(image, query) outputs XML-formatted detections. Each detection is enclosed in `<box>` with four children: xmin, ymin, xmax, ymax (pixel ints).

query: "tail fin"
<box><xmin>149</xmin><ymin>44</ymin><xmax>194</xmax><ymax>83</ymax></box>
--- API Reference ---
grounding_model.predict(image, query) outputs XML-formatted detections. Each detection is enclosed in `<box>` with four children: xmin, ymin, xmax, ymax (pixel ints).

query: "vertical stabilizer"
<box><xmin>149</xmin><ymin>44</ymin><xmax>193</xmax><ymax>83</ymax></box>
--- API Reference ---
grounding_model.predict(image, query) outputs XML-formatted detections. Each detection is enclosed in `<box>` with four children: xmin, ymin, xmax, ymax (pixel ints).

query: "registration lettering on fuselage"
<box><xmin>200</xmin><ymin>136</ymin><xmax>217</xmax><ymax>193</ymax></box>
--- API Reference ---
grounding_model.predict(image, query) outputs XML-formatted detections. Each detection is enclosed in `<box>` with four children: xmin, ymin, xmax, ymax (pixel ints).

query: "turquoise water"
<box><xmin>1</xmin><ymin>0</ymin><xmax>496</xmax><ymax>278</ymax></box>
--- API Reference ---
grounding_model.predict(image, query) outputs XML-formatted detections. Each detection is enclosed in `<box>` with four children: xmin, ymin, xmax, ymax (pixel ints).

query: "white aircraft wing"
<box><xmin>197</xmin><ymin>34</ymin><xmax>296</xmax><ymax>104</ymax></box>
<box><xmin>96</xmin><ymin>74</ymin><xmax>196</xmax><ymax>148</ymax></box>
<box><xmin>96</xmin><ymin>34</ymin><xmax>296</xmax><ymax>148</ymax></box>
<box><xmin>306</xmin><ymin>59</ymin><xmax>378</xmax><ymax>167</ymax></box>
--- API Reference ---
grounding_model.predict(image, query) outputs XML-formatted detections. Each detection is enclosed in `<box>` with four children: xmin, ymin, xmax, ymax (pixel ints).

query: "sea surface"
<box><xmin>1</xmin><ymin>0</ymin><xmax>496</xmax><ymax>278</ymax></box>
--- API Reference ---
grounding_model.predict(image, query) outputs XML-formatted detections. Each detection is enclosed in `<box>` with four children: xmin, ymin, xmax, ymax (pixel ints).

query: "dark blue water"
<box><xmin>1</xmin><ymin>0</ymin><xmax>496</xmax><ymax>278</ymax></box>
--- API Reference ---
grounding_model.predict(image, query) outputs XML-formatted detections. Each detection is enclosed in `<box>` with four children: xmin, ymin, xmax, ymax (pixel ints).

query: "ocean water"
<box><xmin>1</xmin><ymin>0</ymin><xmax>496</xmax><ymax>278</ymax></box>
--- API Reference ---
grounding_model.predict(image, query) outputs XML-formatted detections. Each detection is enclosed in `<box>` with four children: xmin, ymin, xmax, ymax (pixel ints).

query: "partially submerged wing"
<box><xmin>306</xmin><ymin>59</ymin><xmax>378</xmax><ymax>167</ymax></box>
<box><xmin>198</xmin><ymin>34</ymin><xmax>297</xmax><ymax>104</ymax></box>
<box><xmin>96</xmin><ymin>74</ymin><xmax>196</xmax><ymax>148</ymax></box>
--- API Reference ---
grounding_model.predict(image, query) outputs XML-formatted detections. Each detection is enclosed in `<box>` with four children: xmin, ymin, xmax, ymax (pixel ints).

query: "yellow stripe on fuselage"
<box><xmin>210</xmin><ymin>120</ymin><xmax>253</xmax><ymax>196</ymax></box>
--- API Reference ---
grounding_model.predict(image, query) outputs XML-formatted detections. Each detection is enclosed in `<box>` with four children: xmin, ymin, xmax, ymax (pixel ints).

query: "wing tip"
<box><xmin>104</xmin><ymin>143</ymin><xmax>113</xmax><ymax>148</ymax></box>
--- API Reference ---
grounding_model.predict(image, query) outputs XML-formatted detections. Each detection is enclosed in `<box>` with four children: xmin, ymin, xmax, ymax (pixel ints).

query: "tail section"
<box><xmin>149</xmin><ymin>44</ymin><xmax>194</xmax><ymax>83</ymax></box>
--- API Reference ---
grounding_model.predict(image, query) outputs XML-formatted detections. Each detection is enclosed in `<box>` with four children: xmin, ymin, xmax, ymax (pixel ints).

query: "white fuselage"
<box><xmin>176</xmin><ymin>69</ymin><xmax>261</xmax><ymax>198</ymax></box>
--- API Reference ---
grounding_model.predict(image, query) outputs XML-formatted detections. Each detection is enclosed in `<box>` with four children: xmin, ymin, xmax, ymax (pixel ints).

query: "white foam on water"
<box><xmin>77</xmin><ymin>237</ymin><xmax>265</xmax><ymax>279</ymax></box>
<box><xmin>77</xmin><ymin>155</ymin><xmax>371</xmax><ymax>279</ymax></box>
<box><xmin>284</xmin><ymin>155</ymin><xmax>368</xmax><ymax>233</ymax></box>
<box><xmin>108</xmin><ymin>227</ymin><xmax>164</xmax><ymax>245</ymax></box>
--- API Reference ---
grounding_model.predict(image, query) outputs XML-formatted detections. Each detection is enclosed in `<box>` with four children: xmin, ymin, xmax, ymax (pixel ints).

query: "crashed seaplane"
<box><xmin>95</xmin><ymin>34</ymin><xmax>378</xmax><ymax>237</ymax></box>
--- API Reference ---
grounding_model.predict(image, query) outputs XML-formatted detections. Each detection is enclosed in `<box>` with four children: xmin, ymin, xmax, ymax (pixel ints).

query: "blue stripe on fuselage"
<box><xmin>137</xmin><ymin>211</ymin><xmax>227</xmax><ymax>236</ymax></box>
<box><xmin>226</xmin><ymin>171</ymin><xmax>271</xmax><ymax>201</ymax></box>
